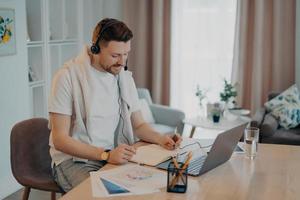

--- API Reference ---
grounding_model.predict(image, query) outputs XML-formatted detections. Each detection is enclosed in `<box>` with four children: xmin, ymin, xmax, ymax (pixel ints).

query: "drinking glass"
<box><xmin>244</xmin><ymin>127</ymin><xmax>259</xmax><ymax>159</ymax></box>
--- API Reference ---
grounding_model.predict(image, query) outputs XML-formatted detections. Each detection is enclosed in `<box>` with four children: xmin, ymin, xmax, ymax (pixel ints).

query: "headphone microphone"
<box><xmin>124</xmin><ymin>59</ymin><xmax>128</xmax><ymax>71</ymax></box>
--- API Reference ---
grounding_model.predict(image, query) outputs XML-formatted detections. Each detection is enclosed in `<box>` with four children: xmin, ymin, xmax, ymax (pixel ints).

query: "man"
<box><xmin>48</xmin><ymin>18</ymin><xmax>182</xmax><ymax>192</ymax></box>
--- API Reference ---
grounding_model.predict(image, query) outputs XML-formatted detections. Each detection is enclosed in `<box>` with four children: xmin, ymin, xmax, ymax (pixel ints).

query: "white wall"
<box><xmin>0</xmin><ymin>0</ymin><xmax>30</xmax><ymax>198</ymax></box>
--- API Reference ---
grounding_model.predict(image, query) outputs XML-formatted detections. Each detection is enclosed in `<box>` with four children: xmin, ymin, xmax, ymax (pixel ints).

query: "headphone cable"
<box><xmin>116</xmin><ymin>75</ymin><xmax>130</xmax><ymax>144</ymax></box>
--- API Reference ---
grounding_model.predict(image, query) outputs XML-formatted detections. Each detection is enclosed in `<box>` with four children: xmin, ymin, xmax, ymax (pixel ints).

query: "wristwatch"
<box><xmin>100</xmin><ymin>149</ymin><xmax>111</xmax><ymax>161</ymax></box>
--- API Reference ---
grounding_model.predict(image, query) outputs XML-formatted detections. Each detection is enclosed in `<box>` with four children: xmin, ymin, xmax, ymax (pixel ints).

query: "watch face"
<box><xmin>101</xmin><ymin>152</ymin><xmax>109</xmax><ymax>161</ymax></box>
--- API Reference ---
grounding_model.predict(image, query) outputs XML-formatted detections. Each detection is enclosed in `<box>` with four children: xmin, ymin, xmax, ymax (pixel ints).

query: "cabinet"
<box><xmin>26</xmin><ymin>0</ymin><xmax>81</xmax><ymax>118</ymax></box>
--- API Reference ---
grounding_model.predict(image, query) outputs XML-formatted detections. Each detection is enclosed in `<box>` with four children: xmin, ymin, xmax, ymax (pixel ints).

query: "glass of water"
<box><xmin>244</xmin><ymin>127</ymin><xmax>259</xmax><ymax>159</ymax></box>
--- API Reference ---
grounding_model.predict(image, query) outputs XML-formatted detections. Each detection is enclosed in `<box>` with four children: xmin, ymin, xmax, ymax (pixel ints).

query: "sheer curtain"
<box><xmin>170</xmin><ymin>0</ymin><xmax>237</xmax><ymax>117</ymax></box>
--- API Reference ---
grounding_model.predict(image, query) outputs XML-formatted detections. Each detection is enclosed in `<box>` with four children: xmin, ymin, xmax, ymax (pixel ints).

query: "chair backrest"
<box><xmin>10</xmin><ymin>118</ymin><xmax>58</xmax><ymax>191</ymax></box>
<box><xmin>137</xmin><ymin>88</ymin><xmax>153</xmax><ymax>104</ymax></box>
<box><xmin>268</xmin><ymin>92</ymin><xmax>279</xmax><ymax>101</ymax></box>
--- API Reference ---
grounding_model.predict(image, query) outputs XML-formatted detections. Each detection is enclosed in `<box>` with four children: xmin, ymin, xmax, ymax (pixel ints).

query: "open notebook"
<box><xmin>130</xmin><ymin>144</ymin><xmax>177</xmax><ymax>166</ymax></box>
<box><xmin>130</xmin><ymin>138</ymin><xmax>207</xmax><ymax>166</ymax></box>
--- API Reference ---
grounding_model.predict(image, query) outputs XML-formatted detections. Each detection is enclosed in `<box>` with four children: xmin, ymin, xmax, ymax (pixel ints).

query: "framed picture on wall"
<box><xmin>0</xmin><ymin>8</ymin><xmax>16</xmax><ymax>56</ymax></box>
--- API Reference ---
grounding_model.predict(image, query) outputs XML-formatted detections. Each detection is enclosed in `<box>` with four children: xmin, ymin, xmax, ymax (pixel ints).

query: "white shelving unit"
<box><xmin>26</xmin><ymin>0</ymin><xmax>80</xmax><ymax>118</ymax></box>
<box><xmin>26</xmin><ymin>0</ymin><xmax>124</xmax><ymax>118</ymax></box>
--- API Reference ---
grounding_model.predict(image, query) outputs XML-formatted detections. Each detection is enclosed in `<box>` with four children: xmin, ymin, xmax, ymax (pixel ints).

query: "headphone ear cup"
<box><xmin>90</xmin><ymin>44</ymin><xmax>100</xmax><ymax>54</ymax></box>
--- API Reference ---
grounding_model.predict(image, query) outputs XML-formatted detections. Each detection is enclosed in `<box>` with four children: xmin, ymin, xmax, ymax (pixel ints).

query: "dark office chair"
<box><xmin>10</xmin><ymin>118</ymin><xmax>62</xmax><ymax>200</ymax></box>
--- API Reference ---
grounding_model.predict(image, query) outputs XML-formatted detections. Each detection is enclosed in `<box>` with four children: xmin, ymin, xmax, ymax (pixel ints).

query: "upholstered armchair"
<box><xmin>251</xmin><ymin>93</ymin><xmax>300</xmax><ymax>145</ymax></box>
<box><xmin>137</xmin><ymin>88</ymin><xmax>185</xmax><ymax>135</ymax></box>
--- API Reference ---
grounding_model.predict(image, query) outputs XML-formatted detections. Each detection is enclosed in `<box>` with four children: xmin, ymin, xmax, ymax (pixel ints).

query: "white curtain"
<box><xmin>170</xmin><ymin>0</ymin><xmax>237</xmax><ymax>117</ymax></box>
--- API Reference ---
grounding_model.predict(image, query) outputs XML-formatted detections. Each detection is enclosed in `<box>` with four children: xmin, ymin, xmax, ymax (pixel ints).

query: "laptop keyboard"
<box><xmin>187</xmin><ymin>155</ymin><xmax>207</xmax><ymax>175</ymax></box>
<box><xmin>156</xmin><ymin>155</ymin><xmax>207</xmax><ymax>176</ymax></box>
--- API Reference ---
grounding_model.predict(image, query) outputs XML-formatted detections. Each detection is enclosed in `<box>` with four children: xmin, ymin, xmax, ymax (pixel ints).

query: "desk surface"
<box><xmin>60</xmin><ymin>143</ymin><xmax>300</xmax><ymax>200</ymax></box>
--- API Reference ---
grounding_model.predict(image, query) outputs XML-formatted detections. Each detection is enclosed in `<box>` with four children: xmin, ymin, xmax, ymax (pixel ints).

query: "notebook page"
<box><xmin>130</xmin><ymin>144</ymin><xmax>176</xmax><ymax>166</ymax></box>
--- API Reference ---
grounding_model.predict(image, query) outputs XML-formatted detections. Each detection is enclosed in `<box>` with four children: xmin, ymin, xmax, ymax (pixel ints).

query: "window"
<box><xmin>170</xmin><ymin>0</ymin><xmax>237</xmax><ymax>117</ymax></box>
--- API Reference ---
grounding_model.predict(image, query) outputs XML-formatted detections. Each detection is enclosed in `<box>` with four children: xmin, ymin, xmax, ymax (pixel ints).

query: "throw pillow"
<box><xmin>264</xmin><ymin>84</ymin><xmax>300</xmax><ymax>129</ymax></box>
<box><xmin>139</xmin><ymin>99</ymin><xmax>155</xmax><ymax>123</ymax></box>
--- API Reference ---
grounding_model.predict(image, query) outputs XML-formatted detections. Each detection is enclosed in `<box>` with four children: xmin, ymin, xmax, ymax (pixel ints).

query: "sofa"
<box><xmin>137</xmin><ymin>88</ymin><xmax>185</xmax><ymax>135</ymax></box>
<box><xmin>251</xmin><ymin>93</ymin><xmax>300</xmax><ymax>145</ymax></box>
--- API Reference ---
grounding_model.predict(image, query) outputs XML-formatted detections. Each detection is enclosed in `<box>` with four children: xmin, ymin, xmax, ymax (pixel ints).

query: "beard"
<box><xmin>105</xmin><ymin>64</ymin><xmax>123</xmax><ymax>74</ymax></box>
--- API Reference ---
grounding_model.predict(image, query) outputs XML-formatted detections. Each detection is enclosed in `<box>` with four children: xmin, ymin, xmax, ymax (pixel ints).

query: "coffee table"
<box><xmin>184</xmin><ymin>116</ymin><xmax>251</xmax><ymax>138</ymax></box>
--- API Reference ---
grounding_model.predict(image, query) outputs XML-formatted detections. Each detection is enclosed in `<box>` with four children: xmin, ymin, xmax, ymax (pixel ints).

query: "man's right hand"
<box><xmin>107</xmin><ymin>144</ymin><xmax>136</xmax><ymax>164</ymax></box>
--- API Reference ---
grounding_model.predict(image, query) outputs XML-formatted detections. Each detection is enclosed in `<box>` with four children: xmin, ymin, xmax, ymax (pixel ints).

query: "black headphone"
<box><xmin>90</xmin><ymin>20</ymin><xmax>119</xmax><ymax>54</ymax></box>
<box><xmin>91</xmin><ymin>19</ymin><xmax>128</xmax><ymax>71</ymax></box>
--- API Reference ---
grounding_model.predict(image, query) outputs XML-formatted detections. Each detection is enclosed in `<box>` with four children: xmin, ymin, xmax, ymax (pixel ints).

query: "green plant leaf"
<box><xmin>0</xmin><ymin>16</ymin><xmax>4</xmax><ymax>24</ymax></box>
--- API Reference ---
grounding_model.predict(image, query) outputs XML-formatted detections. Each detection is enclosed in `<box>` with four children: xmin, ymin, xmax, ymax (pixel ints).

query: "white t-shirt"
<box><xmin>48</xmin><ymin>46</ymin><xmax>140</xmax><ymax>165</ymax></box>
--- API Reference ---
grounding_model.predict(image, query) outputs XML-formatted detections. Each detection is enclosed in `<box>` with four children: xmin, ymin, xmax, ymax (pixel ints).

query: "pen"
<box><xmin>170</xmin><ymin>152</ymin><xmax>192</xmax><ymax>188</ymax></box>
<box><xmin>172</xmin><ymin>157</ymin><xmax>185</xmax><ymax>183</ymax></box>
<box><xmin>172</xmin><ymin>127</ymin><xmax>178</xmax><ymax>149</ymax></box>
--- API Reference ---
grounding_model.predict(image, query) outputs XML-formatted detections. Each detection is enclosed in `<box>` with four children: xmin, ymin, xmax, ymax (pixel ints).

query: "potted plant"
<box><xmin>220</xmin><ymin>79</ymin><xmax>237</xmax><ymax>109</ymax></box>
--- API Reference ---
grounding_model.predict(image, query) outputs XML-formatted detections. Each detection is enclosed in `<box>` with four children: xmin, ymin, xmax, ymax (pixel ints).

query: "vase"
<box><xmin>222</xmin><ymin>102</ymin><xmax>230</xmax><ymax>119</ymax></box>
<box><xmin>198</xmin><ymin>104</ymin><xmax>206</xmax><ymax>118</ymax></box>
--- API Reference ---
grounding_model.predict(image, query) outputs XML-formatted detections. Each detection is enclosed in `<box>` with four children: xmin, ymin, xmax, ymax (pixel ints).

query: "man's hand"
<box><xmin>107</xmin><ymin>144</ymin><xmax>136</xmax><ymax>164</ymax></box>
<box><xmin>158</xmin><ymin>134</ymin><xmax>182</xmax><ymax>150</ymax></box>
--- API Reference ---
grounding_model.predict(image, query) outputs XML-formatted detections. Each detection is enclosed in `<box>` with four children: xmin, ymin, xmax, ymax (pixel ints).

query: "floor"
<box><xmin>4</xmin><ymin>125</ymin><xmax>219</xmax><ymax>200</ymax></box>
<box><xmin>3</xmin><ymin>188</ymin><xmax>62</xmax><ymax>200</ymax></box>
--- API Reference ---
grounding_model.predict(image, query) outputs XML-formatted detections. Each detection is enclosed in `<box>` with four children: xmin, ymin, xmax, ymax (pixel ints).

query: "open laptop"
<box><xmin>156</xmin><ymin>123</ymin><xmax>247</xmax><ymax>176</ymax></box>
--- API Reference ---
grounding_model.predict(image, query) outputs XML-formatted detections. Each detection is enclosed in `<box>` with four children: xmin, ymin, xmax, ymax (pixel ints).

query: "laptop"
<box><xmin>156</xmin><ymin>123</ymin><xmax>247</xmax><ymax>176</ymax></box>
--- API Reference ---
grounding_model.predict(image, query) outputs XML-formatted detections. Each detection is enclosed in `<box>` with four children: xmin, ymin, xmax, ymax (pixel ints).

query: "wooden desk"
<box><xmin>60</xmin><ymin>144</ymin><xmax>300</xmax><ymax>200</ymax></box>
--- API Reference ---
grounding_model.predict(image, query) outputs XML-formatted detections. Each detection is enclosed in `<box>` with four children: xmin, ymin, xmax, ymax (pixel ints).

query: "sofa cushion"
<box><xmin>261</xmin><ymin>127</ymin><xmax>300</xmax><ymax>145</ymax></box>
<box><xmin>265</xmin><ymin>84</ymin><xmax>300</xmax><ymax>129</ymax></box>
<box><xmin>139</xmin><ymin>99</ymin><xmax>155</xmax><ymax>123</ymax></box>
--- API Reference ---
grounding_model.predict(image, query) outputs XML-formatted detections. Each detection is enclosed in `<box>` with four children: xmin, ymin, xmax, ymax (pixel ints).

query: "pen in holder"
<box><xmin>167</xmin><ymin>161</ymin><xmax>188</xmax><ymax>193</ymax></box>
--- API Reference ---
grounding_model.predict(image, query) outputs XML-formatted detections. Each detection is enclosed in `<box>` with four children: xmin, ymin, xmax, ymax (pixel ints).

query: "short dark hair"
<box><xmin>92</xmin><ymin>18</ymin><xmax>133</xmax><ymax>47</ymax></box>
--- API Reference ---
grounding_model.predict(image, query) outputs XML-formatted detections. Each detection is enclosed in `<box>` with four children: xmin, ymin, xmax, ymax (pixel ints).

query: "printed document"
<box><xmin>90</xmin><ymin>163</ymin><xmax>166</xmax><ymax>197</ymax></box>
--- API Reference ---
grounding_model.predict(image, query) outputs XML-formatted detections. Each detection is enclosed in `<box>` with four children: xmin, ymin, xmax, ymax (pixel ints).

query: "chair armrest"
<box><xmin>252</xmin><ymin>107</ymin><xmax>267</xmax><ymax>127</ymax></box>
<box><xmin>260</xmin><ymin>113</ymin><xmax>278</xmax><ymax>138</ymax></box>
<box><xmin>149</xmin><ymin>104</ymin><xmax>185</xmax><ymax>134</ymax></box>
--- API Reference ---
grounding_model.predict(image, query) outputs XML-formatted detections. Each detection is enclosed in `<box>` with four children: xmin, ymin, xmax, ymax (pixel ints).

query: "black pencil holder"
<box><xmin>167</xmin><ymin>161</ymin><xmax>188</xmax><ymax>193</ymax></box>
